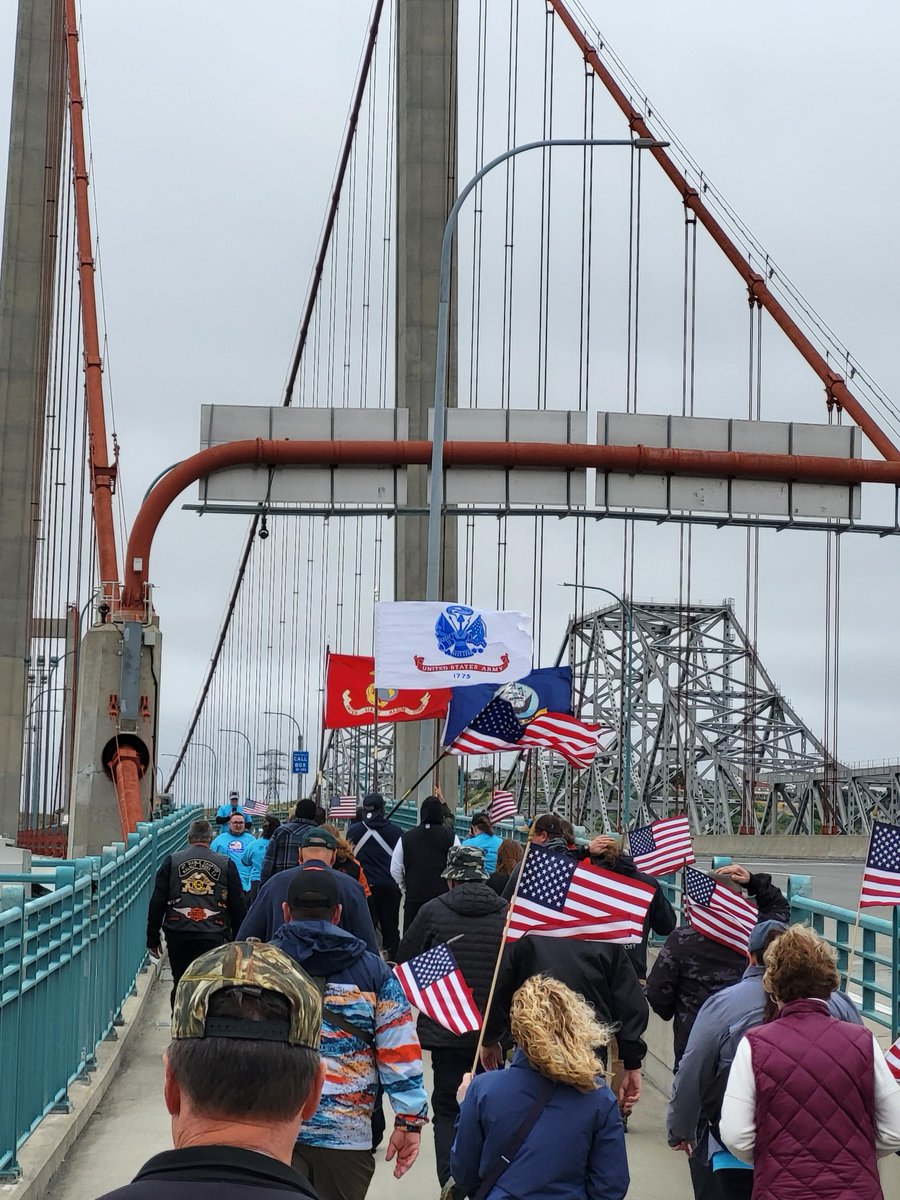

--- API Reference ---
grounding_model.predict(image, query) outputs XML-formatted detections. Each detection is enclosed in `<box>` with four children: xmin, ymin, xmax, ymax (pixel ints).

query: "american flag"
<box><xmin>684</xmin><ymin>866</ymin><xmax>757</xmax><ymax>956</ymax></box>
<box><xmin>885</xmin><ymin>1034</ymin><xmax>900</xmax><ymax>1081</ymax></box>
<box><xmin>489</xmin><ymin>789</ymin><xmax>518</xmax><ymax>824</ymax></box>
<box><xmin>860</xmin><ymin>821</ymin><xmax>900</xmax><ymax>908</ymax></box>
<box><xmin>507</xmin><ymin>845</ymin><xmax>654</xmax><ymax>943</ymax></box>
<box><xmin>393</xmin><ymin>943</ymin><xmax>482</xmax><ymax>1035</ymax></box>
<box><xmin>449</xmin><ymin>701</ymin><xmax>602</xmax><ymax>769</ymax></box>
<box><xmin>628</xmin><ymin>816</ymin><xmax>695</xmax><ymax>877</ymax></box>
<box><xmin>329</xmin><ymin>795</ymin><xmax>358</xmax><ymax>820</ymax></box>
<box><xmin>243</xmin><ymin>797</ymin><xmax>268</xmax><ymax>816</ymax></box>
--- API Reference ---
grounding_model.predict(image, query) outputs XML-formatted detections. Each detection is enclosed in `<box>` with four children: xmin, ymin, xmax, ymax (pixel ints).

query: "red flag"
<box><xmin>684</xmin><ymin>867</ymin><xmax>757</xmax><ymax>955</ymax></box>
<box><xmin>324</xmin><ymin>653</ymin><xmax>451</xmax><ymax>730</ymax></box>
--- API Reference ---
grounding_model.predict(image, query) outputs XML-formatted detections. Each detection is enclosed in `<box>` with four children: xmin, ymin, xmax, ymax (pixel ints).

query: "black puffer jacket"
<box><xmin>397</xmin><ymin>882</ymin><xmax>508</xmax><ymax>1051</ymax></box>
<box><xmin>483</xmin><ymin>934</ymin><xmax>649</xmax><ymax>1069</ymax></box>
<box><xmin>645</xmin><ymin>871</ymin><xmax>791</xmax><ymax>1069</ymax></box>
<box><xmin>581</xmin><ymin>850</ymin><xmax>677</xmax><ymax>980</ymax></box>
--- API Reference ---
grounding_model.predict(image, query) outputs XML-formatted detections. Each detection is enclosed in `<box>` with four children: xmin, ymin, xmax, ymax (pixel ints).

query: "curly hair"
<box><xmin>495</xmin><ymin>838</ymin><xmax>524</xmax><ymax>875</ymax></box>
<box><xmin>509</xmin><ymin>975</ymin><xmax>611</xmax><ymax>1093</ymax></box>
<box><xmin>762</xmin><ymin>924</ymin><xmax>839</xmax><ymax>1003</ymax></box>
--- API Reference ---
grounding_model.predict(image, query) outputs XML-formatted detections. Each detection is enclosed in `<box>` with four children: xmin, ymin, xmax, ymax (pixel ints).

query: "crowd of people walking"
<box><xmin>133</xmin><ymin>792</ymin><xmax>900</xmax><ymax>1200</ymax></box>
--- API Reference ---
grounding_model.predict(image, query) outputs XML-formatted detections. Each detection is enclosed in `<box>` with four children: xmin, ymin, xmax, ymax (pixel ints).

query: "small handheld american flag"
<box><xmin>242</xmin><ymin>797</ymin><xmax>269</xmax><ymax>817</ymax></box>
<box><xmin>859</xmin><ymin>821</ymin><xmax>900</xmax><ymax>908</ymax></box>
<box><xmin>885</xmin><ymin>1034</ymin><xmax>900</xmax><ymax>1081</ymax></box>
<box><xmin>328</xmin><ymin>795</ymin><xmax>358</xmax><ymax>820</ymax></box>
<box><xmin>507</xmin><ymin>844</ymin><xmax>654</xmax><ymax>943</ymax></box>
<box><xmin>489</xmin><ymin>789</ymin><xmax>518</xmax><ymax>825</ymax></box>
<box><xmin>393</xmin><ymin>943</ymin><xmax>482</xmax><ymax>1035</ymax></box>
<box><xmin>628</xmin><ymin>816</ymin><xmax>694</xmax><ymax>877</ymax></box>
<box><xmin>684</xmin><ymin>866</ymin><xmax>756</xmax><ymax>956</ymax></box>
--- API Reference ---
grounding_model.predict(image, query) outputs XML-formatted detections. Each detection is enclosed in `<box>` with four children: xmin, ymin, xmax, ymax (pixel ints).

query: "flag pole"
<box><xmin>842</xmin><ymin>821</ymin><xmax>873</xmax><ymax>992</ymax></box>
<box><xmin>472</xmin><ymin>836</ymin><xmax>535</xmax><ymax>1073</ymax></box>
<box><xmin>386</xmin><ymin>750</ymin><xmax>451</xmax><ymax>820</ymax></box>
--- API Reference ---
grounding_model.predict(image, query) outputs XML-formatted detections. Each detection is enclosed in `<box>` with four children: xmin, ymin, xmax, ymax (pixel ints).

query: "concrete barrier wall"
<box><xmin>692</xmin><ymin>834</ymin><xmax>868</xmax><ymax>861</ymax></box>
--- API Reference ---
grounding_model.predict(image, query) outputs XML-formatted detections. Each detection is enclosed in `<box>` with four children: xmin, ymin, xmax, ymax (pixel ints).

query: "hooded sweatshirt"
<box><xmin>270</xmin><ymin>920</ymin><xmax>428</xmax><ymax>1151</ymax></box>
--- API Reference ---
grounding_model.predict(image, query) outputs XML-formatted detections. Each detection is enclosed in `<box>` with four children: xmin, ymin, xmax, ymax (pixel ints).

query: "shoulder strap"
<box><xmin>309</xmin><ymin>975</ymin><xmax>375</xmax><ymax>1047</ymax></box>
<box><xmin>354</xmin><ymin>827</ymin><xmax>393</xmax><ymax>858</ymax></box>
<box><xmin>471</xmin><ymin>1075</ymin><xmax>556</xmax><ymax>1200</ymax></box>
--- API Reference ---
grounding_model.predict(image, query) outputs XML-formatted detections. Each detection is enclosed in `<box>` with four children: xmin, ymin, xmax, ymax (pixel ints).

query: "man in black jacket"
<box><xmin>396</xmin><ymin>845</ymin><xmax>508</xmax><ymax>1191</ymax></box>
<box><xmin>97</xmin><ymin>941</ymin><xmax>325</xmax><ymax>1200</ymax></box>
<box><xmin>348</xmin><ymin>793</ymin><xmax>403</xmax><ymax>959</ymax></box>
<box><xmin>146</xmin><ymin>819</ymin><xmax>246</xmax><ymax>1005</ymax></box>
<box><xmin>389</xmin><ymin>796</ymin><xmax>458</xmax><ymax>931</ymax></box>
<box><xmin>645</xmin><ymin>863</ymin><xmax>790</xmax><ymax>1070</ymax></box>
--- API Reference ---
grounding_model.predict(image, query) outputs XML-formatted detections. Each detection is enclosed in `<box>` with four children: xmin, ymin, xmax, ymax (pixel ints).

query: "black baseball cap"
<box><xmin>287</xmin><ymin>868</ymin><xmax>340</xmax><ymax>911</ymax></box>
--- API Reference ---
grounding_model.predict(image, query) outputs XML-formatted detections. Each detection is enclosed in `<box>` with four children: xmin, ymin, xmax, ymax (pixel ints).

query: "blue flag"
<box><xmin>442</xmin><ymin>666</ymin><xmax>574</xmax><ymax>747</ymax></box>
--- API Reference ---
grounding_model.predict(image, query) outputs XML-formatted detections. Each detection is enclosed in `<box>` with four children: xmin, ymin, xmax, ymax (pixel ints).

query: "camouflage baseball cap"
<box><xmin>172</xmin><ymin>941</ymin><xmax>322</xmax><ymax>1050</ymax></box>
<box><xmin>442</xmin><ymin>844</ymin><xmax>488</xmax><ymax>882</ymax></box>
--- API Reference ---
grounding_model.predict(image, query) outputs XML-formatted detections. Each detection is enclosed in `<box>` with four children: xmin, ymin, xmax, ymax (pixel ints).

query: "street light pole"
<box><xmin>421</xmin><ymin>135</ymin><xmax>665</xmax><ymax>788</ymax></box>
<box><xmin>263</xmin><ymin>711</ymin><xmax>304</xmax><ymax>806</ymax></box>
<box><xmin>220</xmin><ymin>728</ymin><xmax>253</xmax><ymax>804</ymax></box>
<box><xmin>561</xmin><ymin>583</ymin><xmax>634</xmax><ymax>829</ymax></box>
<box><xmin>424</xmin><ymin>135</ymin><xmax>666</xmax><ymax>602</ymax></box>
<box><xmin>191</xmin><ymin>741</ymin><xmax>220</xmax><ymax>809</ymax></box>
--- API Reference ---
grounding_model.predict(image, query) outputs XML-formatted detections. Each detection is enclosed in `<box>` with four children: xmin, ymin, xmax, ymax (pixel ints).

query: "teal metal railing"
<box><xmin>0</xmin><ymin>807</ymin><xmax>200</xmax><ymax>1178</ymax></box>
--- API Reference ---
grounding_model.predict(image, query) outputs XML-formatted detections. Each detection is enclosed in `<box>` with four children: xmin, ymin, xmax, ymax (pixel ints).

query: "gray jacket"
<box><xmin>667</xmin><ymin>962</ymin><xmax>862</xmax><ymax>1159</ymax></box>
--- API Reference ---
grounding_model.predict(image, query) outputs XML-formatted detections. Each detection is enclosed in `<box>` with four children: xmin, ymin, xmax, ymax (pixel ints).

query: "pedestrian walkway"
<box><xmin>43</xmin><ymin>966</ymin><xmax>690</xmax><ymax>1200</ymax></box>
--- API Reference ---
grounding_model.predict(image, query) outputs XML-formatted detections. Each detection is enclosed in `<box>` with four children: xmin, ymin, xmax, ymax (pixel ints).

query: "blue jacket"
<box><xmin>242</xmin><ymin>835</ymin><xmax>270</xmax><ymax>883</ymax></box>
<box><xmin>347</xmin><ymin>814</ymin><xmax>402</xmax><ymax>889</ymax></box>
<box><xmin>270</xmin><ymin>921</ymin><xmax>428</xmax><ymax>1150</ymax></box>
<box><xmin>462</xmin><ymin>832</ymin><xmax>502</xmax><ymax>874</ymax></box>
<box><xmin>236</xmin><ymin>862</ymin><xmax>378</xmax><ymax>952</ymax></box>
<box><xmin>668</xmin><ymin>962</ymin><xmax>862</xmax><ymax>1159</ymax></box>
<box><xmin>450</xmin><ymin>1050</ymin><xmax>629</xmax><ymax>1200</ymax></box>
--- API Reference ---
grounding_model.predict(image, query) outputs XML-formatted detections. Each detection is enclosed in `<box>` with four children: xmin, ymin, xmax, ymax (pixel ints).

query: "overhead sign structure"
<box><xmin>292</xmin><ymin>750</ymin><xmax>310</xmax><ymax>775</ymax></box>
<box><xmin>374</xmin><ymin>601</ymin><xmax>533</xmax><ymax>689</ymax></box>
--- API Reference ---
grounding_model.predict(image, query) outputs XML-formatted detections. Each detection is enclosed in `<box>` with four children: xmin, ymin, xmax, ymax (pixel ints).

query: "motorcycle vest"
<box><xmin>164</xmin><ymin>845</ymin><xmax>231</xmax><ymax>936</ymax></box>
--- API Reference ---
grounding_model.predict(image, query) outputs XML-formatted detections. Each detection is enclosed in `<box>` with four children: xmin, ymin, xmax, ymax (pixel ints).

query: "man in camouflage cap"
<box><xmin>396</xmin><ymin>843</ymin><xmax>508</xmax><ymax>1192</ymax></box>
<box><xmin>96</xmin><ymin>941</ymin><xmax>326</xmax><ymax>1200</ymax></box>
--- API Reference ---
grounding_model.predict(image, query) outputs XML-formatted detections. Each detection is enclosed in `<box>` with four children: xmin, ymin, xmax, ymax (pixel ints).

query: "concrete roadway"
<box><xmin>44</xmin><ymin>967</ymin><xmax>691</xmax><ymax>1200</ymax></box>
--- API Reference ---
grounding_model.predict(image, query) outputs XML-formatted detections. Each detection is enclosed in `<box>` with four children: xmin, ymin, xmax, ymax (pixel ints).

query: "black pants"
<box><xmin>431</xmin><ymin>1045</ymin><xmax>479</xmax><ymax>1187</ymax></box>
<box><xmin>714</xmin><ymin>1168</ymin><xmax>754</xmax><ymax>1200</ymax></box>
<box><xmin>403</xmin><ymin>897</ymin><xmax>429</xmax><ymax>933</ymax></box>
<box><xmin>165</xmin><ymin>934</ymin><xmax>225</xmax><ymax>1007</ymax></box>
<box><xmin>368</xmin><ymin>884</ymin><xmax>401</xmax><ymax>958</ymax></box>
<box><xmin>688</xmin><ymin>1157</ymin><xmax>721</xmax><ymax>1200</ymax></box>
<box><xmin>291</xmin><ymin>1144</ymin><xmax>375</xmax><ymax>1200</ymax></box>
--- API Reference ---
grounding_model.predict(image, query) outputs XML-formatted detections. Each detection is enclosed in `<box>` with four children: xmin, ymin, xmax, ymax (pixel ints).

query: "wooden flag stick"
<box><xmin>842</xmin><ymin>908</ymin><xmax>862</xmax><ymax>994</ymax></box>
<box><xmin>471</xmin><ymin>836</ymin><xmax>535</xmax><ymax>1073</ymax></box>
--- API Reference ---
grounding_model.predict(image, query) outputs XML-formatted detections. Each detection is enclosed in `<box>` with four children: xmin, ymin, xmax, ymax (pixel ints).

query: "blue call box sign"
<box><xmin>292</xmin><ymin>750</ymin><xmax>310</xmax><ymax>775</ymax></box>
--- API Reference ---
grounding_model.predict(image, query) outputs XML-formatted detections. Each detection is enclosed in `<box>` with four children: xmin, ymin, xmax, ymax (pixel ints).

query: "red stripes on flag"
<box><xmin>628</xmin><ymin>816</ymin><xmax>695</xmax><ymax>877</ymax></box>
<box><xmin>885</xmin><ymin>1035</ymin><xmax>900</xmax><ymax>1081</ymax></box>
<box><xmin>489</xmin><ymin>789</ymin><xmax>518</xmax><ymax>824</ymax></box>
<box><xmin>507</xmin><ymin>846</ymin><xmax>655</xmax><ymax>944</ymax></box>
<box><xmin>329</xmin><ymin>796</ymin><xmax>358</xmax><ymax>819</ymax></box>
<box><xmin>684</xmin><ymin>866</ymin><xmax>757</xmax><ymax>956</ymax></box>
<box><xmin>393</xmin><ymin>944</ymin><xmax>482</xmax><ymax>1036</ymax></box>
<box><xmin>859</xmin><ymin>821</ymin><xmax>900</xmax><ymax>908</ymax></box>
<box><xmin>451</xmin><ymin>711</ymin><xmax>602</xmax><ymax>769</ymax></box>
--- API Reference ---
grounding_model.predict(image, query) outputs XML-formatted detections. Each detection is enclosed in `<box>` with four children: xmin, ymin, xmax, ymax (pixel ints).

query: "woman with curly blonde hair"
<box><xmin>449</xmin><ymin>975</ymin><xmax>628</xmax><ymax>1200</ymax></box>
<box><xmin>720</xmin><ymin>924</ymin><xmax>900</xmax><ymax>1200</ymax></box>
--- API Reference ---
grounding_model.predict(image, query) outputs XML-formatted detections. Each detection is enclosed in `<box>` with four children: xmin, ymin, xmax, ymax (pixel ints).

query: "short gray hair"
<box><xmin>188</xmin><ymin>819</ymin><xmax>214</xmax><ymax>844</ymax></box>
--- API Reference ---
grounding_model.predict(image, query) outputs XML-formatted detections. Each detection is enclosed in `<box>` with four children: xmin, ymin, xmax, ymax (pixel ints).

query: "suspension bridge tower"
<box><xmin>394</xmin><ymin>1</ymin><xmax>459</xmax><ymax>799</ymax></box>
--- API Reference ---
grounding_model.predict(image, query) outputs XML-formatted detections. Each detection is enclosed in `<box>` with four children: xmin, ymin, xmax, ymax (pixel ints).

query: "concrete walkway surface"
<box><xmin>43</xmin><ymin>969</ymin><xmax>691</xmax><ymax>1200</ymax></box>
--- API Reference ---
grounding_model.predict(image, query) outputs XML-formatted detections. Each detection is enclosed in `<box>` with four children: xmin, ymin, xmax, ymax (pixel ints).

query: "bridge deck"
<box><xmin>44</xmin><ymin>966</ymin><xmax>689</xmax><ymax>1200</ymax></box>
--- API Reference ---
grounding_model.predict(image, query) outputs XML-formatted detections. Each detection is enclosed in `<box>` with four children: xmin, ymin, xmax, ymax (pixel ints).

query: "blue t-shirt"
<box><xmin>242</xmin><ymin>835</ymin><xmax>270</xmax><ymax>883</ymax></box>
<box><xmin>211</xmin><ymin>831</ymin><xmax>256</xmax><ymax>890</ymax></box>
<box><xmin>462</xmin><ymin>832</ymin><xmax>503</xmax><ymax>873</ymax></box>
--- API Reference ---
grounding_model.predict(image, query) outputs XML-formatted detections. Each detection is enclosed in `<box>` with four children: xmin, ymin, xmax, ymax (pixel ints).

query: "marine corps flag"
<box><xmin>324</xmin><ymin>653</ymin><xmax>451</xmax><ymax>730</ymax></box>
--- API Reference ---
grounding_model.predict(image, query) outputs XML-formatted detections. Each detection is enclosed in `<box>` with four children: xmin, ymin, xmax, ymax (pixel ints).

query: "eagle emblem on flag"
<box><xmin>435</xmin><ymin>605</ymin><xmax>488</xmax><ymax>659</ymax></box>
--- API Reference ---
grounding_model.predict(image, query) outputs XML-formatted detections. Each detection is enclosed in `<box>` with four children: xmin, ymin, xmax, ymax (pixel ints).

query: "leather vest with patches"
<box><xmin>164</xmin><ymin>846</ymin><xmax>231</xmax><ymax>936</ymax></box>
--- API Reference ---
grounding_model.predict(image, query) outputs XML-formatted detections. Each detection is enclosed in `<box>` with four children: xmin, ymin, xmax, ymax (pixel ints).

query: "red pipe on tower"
<box><xmin>121</xmin><ymin>436</ymin><xmax>900</xmax><ymax>610</ymax></box>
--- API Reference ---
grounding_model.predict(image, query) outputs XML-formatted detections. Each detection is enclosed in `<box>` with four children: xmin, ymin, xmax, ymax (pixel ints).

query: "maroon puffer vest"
<box><xmin>746</xmin><ymin>997</ymin><xmax>882</xmax><ymax>1200</ymax></box>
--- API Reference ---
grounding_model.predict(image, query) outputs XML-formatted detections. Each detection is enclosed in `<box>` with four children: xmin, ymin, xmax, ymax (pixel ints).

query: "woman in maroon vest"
<box><xmin>720</xmin><ymin>925</ymin><xmax>900</xmax><ymax>1200</ymax></box>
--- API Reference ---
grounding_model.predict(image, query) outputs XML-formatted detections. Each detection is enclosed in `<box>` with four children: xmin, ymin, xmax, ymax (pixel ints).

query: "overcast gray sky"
<box><xmin>3</xmin><ymin>1</ymin><xmax>899</xmax><ymax>781</ymax></box>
